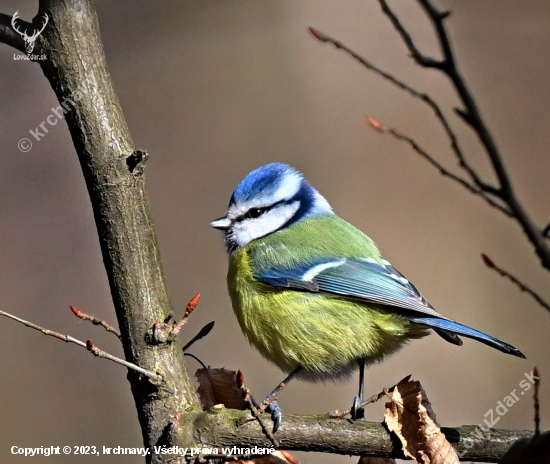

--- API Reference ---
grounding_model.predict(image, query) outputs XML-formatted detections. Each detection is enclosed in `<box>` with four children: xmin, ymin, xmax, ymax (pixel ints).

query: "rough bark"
<box><xmin>32</xmin><ymin>1</ymin><xmax>200</xmax><ymax>461</ymax></box>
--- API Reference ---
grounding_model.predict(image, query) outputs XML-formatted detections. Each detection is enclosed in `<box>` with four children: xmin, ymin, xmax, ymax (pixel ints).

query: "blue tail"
<box><xmin>411</xmin><ymin>317</ymin><xmax>526</xmax><ymax>359</ymax></box>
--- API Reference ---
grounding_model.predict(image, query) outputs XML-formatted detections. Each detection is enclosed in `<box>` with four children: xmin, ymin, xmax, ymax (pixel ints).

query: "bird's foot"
<box><xmin>254</xmin><ymin>366</ymin><xmax>302</xmax><ymax>433</ymax></box>
<box><xmin>261</xmin><ymin>399</ymin><xmax>282</xmax><ymax>433</ymax></box>
<box><xmin>350</xmin><ymin>395</ymin><xmax>365</xmax><ymax>420</ymax></box>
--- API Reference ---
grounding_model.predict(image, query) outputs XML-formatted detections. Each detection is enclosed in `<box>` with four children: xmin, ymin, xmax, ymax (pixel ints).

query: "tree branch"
<box><xmin>0</xmin><ymin>12</ymin><xmax>26</xmax><ymax>53</ymax></box>
<box><xmin>365</xmin><ymin>117</ymin><xmax>512</xmax><ymax>216</ymax></box>
<box><xmin>309</xmin><ymin>27</ymin><xmax>506</xmax><ymax>216</ymax></box>
<box><xmin>378</xmin><ymin>0</ymin><xmax>550</xmax><ymax>271</ymax></box>
<box><xmin>70</xmin><ymin>305</ymin><xmax>122</xmax><ymax>340</ymax></box>
<box><xmin>183</xmin><ymin>410</ymin><xmax>532</xmax><ymax>462</ymax></box>
<box><xmin>1</xmin><ymin>1</ymin><xmax>199</xmax><ymax>461</ymax></box>
<box><xmin>0</xmin><ymin>309</ymin><xmax>160</xmax><ymax>380</ymax></box>
<box><xmin>378</xmin><ymin>0</ymin><xmax>445</xmax><ymax>69</ymax></box>
<box><xmin>481</xmin><ymin>254</ymin><xmax>550</xmax><ymax>315</ymax></box>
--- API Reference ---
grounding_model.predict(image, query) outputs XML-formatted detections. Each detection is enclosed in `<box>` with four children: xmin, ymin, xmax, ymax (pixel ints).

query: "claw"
<box><xmin>266</xmin><ymin>400</ymin><xmax>282</xmax><ymax>433</ymax></box>
<box><xmin>351</xmin><ymin>395</ymin><xmax>364</xmax><ymax>420</ymax></box>
<box><xmin>256</xmin><ymin>366</ymin><xmax>302</xmax><ymax>433</ymax></box>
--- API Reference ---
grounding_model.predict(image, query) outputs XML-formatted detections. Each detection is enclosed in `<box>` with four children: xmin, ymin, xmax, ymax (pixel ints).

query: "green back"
<box><xmin>245</xmin><ymin>214</ymin><xmax>383</xmax><ymax>273</ymax></box>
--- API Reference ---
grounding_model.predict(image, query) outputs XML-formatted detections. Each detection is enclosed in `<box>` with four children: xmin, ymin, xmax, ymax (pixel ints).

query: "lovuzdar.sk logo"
<box><xmin>11</xmin><ymin>10</ymin><xmax>49</xmax><ymax>55</ymax></box>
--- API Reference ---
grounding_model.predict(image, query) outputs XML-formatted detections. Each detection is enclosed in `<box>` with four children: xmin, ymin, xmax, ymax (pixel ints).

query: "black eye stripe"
<box><xmin>236</xmin><ymin>199</ymin><xmax>289</xmax><ymax>222</ymax></box>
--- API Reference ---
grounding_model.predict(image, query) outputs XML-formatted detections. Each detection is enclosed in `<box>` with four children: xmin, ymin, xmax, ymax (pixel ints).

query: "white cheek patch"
<box><xmin>232</xmin><ymin>201</ymin><xmax>300</xmax><ymax>247</ymax></box>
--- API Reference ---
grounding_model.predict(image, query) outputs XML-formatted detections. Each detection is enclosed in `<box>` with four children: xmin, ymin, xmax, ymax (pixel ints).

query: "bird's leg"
<box><xmin>260</xmin><ymin>365</ymin><xmax>303</xmax><ymax>433</ymax></box>
<box><xmin>261</xmin><ymin>365</ymin><xmax>303</xmax><ymax>407</ymax></box>
<box><xmin>351</xmin><ymin>359</ymin><xmax>366</xmax><ymax>420</ymax></box>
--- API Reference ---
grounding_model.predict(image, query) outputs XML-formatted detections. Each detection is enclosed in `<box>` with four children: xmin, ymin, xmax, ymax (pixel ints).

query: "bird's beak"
<box><xmin>210</xmin><ymin>216</ymin><xmax>232</xmax><ymax>230</ymax></box>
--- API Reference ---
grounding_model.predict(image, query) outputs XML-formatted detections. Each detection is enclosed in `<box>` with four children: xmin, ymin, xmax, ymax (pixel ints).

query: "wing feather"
<box><xmin>257</xmin><ymin>257</ymin><xmax>449</xmax><ymax>320</ymax></box>
<box><xmin>255</xmin><ymin>257</ymin><xmax>526</xmax><ymax>359</ymax></box>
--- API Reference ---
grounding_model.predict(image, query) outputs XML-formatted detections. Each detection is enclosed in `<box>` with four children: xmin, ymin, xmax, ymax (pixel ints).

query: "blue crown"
<box><xmin>229</xmin><ymin>163</ymin><xmax>301</xmax><ymax>206</ymax></box>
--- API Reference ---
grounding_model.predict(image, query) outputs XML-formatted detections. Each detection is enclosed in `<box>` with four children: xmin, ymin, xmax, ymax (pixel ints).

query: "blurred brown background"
<box><xmin>1</xmin><ymin>1</ymin><xmax>549</xmax><ymax>463</ymax></box>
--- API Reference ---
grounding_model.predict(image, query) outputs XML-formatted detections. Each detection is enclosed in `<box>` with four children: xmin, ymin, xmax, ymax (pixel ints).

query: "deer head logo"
<box><xmin>11</xmin><ymin>11</ymin><xmax>49</xmax><ymax>54</ymax></box>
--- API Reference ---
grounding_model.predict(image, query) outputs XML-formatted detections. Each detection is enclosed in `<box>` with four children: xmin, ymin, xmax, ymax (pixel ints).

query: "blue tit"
<box><xmin>210</xmin><ymin>163</ymin><xmax>525</xmax><ymax>430</ymax></box>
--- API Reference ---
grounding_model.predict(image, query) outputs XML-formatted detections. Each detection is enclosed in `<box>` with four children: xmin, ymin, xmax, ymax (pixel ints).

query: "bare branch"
<box><xmin>0</xmin><ymin>12</ymin><xmax>26</xmax><ymax>53</ymax></box>
<box><xmin>413</xmin><ymin>0</ymin><xmax>514</xmax><ymax>191</ymax></box>
<box><xmin>377</xmin><ymin>0</ymin><xmax>550</xmax><ymax>270</ymax></box>
<box><xmin>309</xmin><ymin>27</ymin><xmax>504</xmax><ymax>210</ymax></box>
<box><xmin>365</xmin><ymin>118</ymin><xmax>512</xmax><ymax>216</ymax></box>
<box><xmin>1</xmin><ymin>4</ymin><xmax>201</xmax><ymax>456</ymax></box>
<box><xmin>481</xmin><ymin>254</ymin><xmax>550</xmax><ymax>314</ymax></box>
<box><xmin>533</xmin><ymin>366</ymin><xmax>541</xmax><ymax>439</ymax></box>
<box><xmin>309</xmin><ymin>27</ymin><xmax>437</xmax><ymax>97</ymax></box>
<box><xmin>377</xmin><ymin>0</ymin><xmax>445</xmax><ymax>69</ymax></box>
<box><xmin>329</xmin><ymin>375</ymin><xmax>408</xmax><ymax>419</ymax></box>
<box><xmin>183</xmin><ymin>353</ymin><xmax>208</xmax><ymax>370</ymax></box>
<box><xmin>70</xmin><ymin>305</ymin><xmax>122</xmax><ymax>340</ymax></box>
<box><xmin>238</xmin><ymin>371</ymin><xmax>280</xmax><ymax>448</ymax></box>
<box><xmin>186</xmin><ymin>410</ymin><xmax>532</xmax><ymax>462</ymax></box>
<box><xmin>0</xmin><ymin>309</ymin><xmax>162</xmax><ymax>380</ymax></box>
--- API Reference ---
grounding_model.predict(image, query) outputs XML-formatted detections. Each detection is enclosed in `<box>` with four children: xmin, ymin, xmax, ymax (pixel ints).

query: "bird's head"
<box><xmin>210</xmin><ymin>163</ymin><xmax>333</xmax><ymax>252</ymax></box>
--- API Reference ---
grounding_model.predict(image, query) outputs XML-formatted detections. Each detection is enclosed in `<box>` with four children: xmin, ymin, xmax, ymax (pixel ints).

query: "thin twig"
<box><xmin>0</xmin><ymin>13</ymin><xmax>26</xmax><ymax>53</ymax></box>
<box><xmin>533</xmin><ymin>366</ymin><xmax>540</xmax><ymax>440</ymax></box>
<box><xmin>365</xmin><ymin>117</ymin><xmax>512</xmax><ymax>216</ymax></box>
<box><xmin>183</xmin><ymin>353</ymin><xmax>208</xmax><ymax>370</ymax></box>
<box><xmin>242</xmin><ymin>393</ymin><xmax>279</xmax><ymax>447</ymax></box>
<box><xmin>309</xmin><ymin>27</ymin><xmax>503</xmax><ymax>208</ymax></box>
<box><xmin>330</xmin><ymin>374</ymin><xmax>411</xmax><ymax>419</ymax></box>
<box><xmin>70</xmin><ymin>305</ymin><xmax>121</xmax><ymax>340</ymax></box>
<box><xmin>382</xmin><ymin>0</ymin><xmax>514</xmax><ymax>196</ymax></box>
<box><xmin>481</xmin><ymin>254</ymin><xmax>550</xmax><ymax>314</ymax></box>
<box><xmin>309</xmin><ymin>27</ymin><xmax>438</xmax><ymax>100</ymax></box>
<box><xmin>388</xmin><ymin>126</ymin><xmax>511</xmax><ymax>214</ymax></box>
<box><xmin>543</xmin><ymin>222</ymin><xmax>550</xmax><ymax>239</ymax></box>
<box><xmin>0</xmin><ymin>309</ymin><xmax>162</xmax><ymax>381</ymax></box>
<box><xmin>378</xmin><ymin>0</ymin><xmax>445</xmax><ymax>69</ymax></box>
<box><xmin>378</xmin><ymin>0</ymin><xmax>550</xmax><ymax>271</ymax></box>
<box><xmin>237</xmin><ymin>370</ymin><xmax>279</xmax><ymax>448</ymax></box>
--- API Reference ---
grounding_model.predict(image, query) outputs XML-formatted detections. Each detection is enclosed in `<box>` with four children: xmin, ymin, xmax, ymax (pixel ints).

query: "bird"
<box><xmin>210</xmin><ymin>162</ymin><xmax>525</xmax><ymax>431</ymax></box>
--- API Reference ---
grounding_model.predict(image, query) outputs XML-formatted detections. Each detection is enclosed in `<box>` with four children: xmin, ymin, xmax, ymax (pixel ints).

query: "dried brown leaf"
<box><xmin>196</xmin><ymin>367</ymin><xmax>247</xmax><ymax>410</ymax></box>
<box><xmin>384</xmin><ymin>377</ymin><xmax>459</xmax><ymax>464</ymax></box>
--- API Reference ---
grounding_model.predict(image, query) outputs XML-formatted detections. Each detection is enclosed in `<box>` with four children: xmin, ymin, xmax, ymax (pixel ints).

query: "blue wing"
<box><xmin>256</xmin><ymin>257</ymin><xmax>525</xmax><ymax>358</ymax></box>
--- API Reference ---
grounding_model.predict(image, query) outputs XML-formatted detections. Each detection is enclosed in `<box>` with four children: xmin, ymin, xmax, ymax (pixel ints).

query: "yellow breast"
<box><xmin>227</xmin><ymin>246</ymin><xmax>428</xmax><ymax>381</ymax></box>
